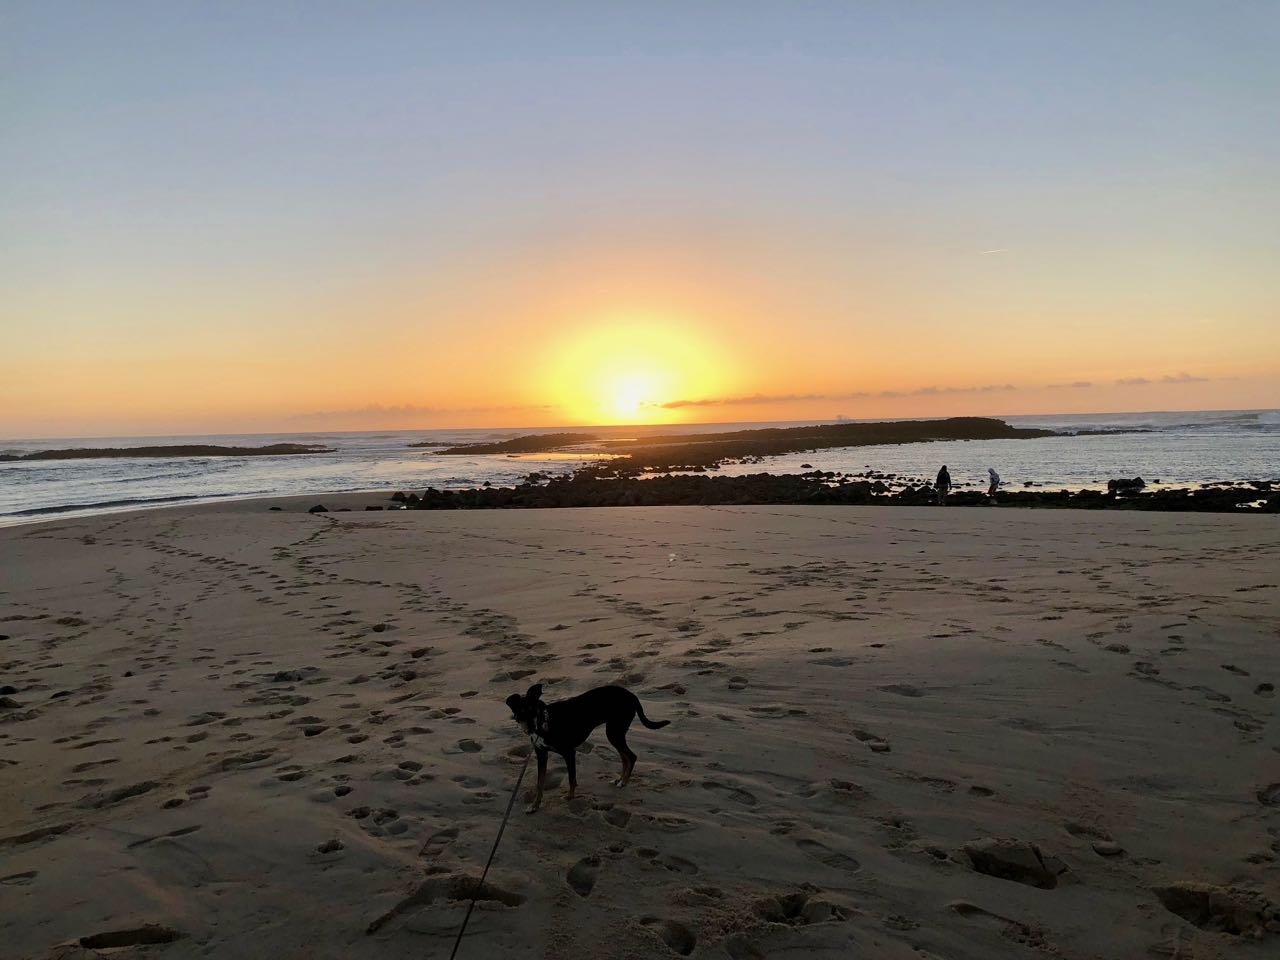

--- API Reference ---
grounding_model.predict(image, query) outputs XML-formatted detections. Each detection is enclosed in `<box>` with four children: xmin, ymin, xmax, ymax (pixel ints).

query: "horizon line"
<box><xmin>3</xmin><ymin>404</ymin><xmax>1276</xmax><ymax>445</ymax></box>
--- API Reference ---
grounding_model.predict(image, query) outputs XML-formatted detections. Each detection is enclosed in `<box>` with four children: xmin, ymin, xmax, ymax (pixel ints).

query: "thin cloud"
<box><xmin>659</xmin><ymin>393</ymin><xmax>827</xmax><ymax>410</ymax></box>
<box><xmin>1116</xmin><ymin>373</ymin><xmax>1210</xmax><ymax>387</ymax></box>
<box><xmin>291</xmin><ymin>402</ymin><xmax>553</xmax><ymax>423</ymax></box>
<box><xmin>660</xmin><ymin>384</ymin><xmax>1018</xmax><ymax>409</ymax></box>
<box><xmin>979</xmin><ymin>248</ymin><xmax>1008</xmax><ymax>255</ymax></box>
<box><xmin>1048</xmin><ymin>381</ymin><xmax>1093</xmax><ymax>389</ymax></box>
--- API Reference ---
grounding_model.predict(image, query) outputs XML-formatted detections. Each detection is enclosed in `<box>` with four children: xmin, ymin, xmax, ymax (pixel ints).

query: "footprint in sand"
<box><xmin>851</xmin><ymin>728</ymin><xmax>891</xmax><ymax>752</ymax></box>
<box><xmin>949</xmin><ymin>901</ymin><xmax>1043</xmax><ymax>946</ymax></box>
<box><xmin>1063</xmin><ymin>821</ymin><xmax>1123</xmax><ymax>856</ymax></box>
<box><xmin>639</xmin><ymin>917</ymin><xmax>696</xmax><ymax>956</ymax></box>
<box><xmin>723</xmin><ymin>934</ymin><xmax>765</xmax><ymax>960</ymax></box>
<box><xmin>878</xmin><ymin>684</ymin><xmax>925</xmax><ymax>698</ymax></box>
<box><xmin>125</xmin><ymin>825</ymin><xmax>202</xmax><ymax>849</ymax></box>
<box><xmin>1153</xmin><ymin>883</ymin><xmax>1279</xmax><ymax>937</ymax></box>
<box><xmin>752</xmin><ymin>890</ymin><xmax>845</xmax><ymax>925</ymax></box>
<box><xmin>701</xmin><ymin>780</ymin><xmax>757</xmax><ymax>806</ymax></box>
<box><xmin>567</xmin><ymin>856</ymin><xmax>599</xmax><ymax>896</ymax></box>
<box><xmin>795</xmin><ymin>838</ymin><xmax>861</xmax><ymax>872</ymax></box>
<box><xmin>72</xmin><ymin>758</ymin><xmax>120</xmax><ymax>773</ymax></box>
<box><xmin>603</xmin><ymin>807</ymin><xmax>632</xmax><ymax>828</ymax></box>
<box><xmin>963</xmin><ymin>838</ymin><xmax>1069</xmax><ymax>889</ymax></box>
<box><xmin>647</xmin><ymin>853</ymin><xmax>698</xmax><ymax>874</ymax></box>
<box><xmin>420</xmin><ymin>826</ymin><xmax>458</xmax><ymax>859</ymax></box>
<box><xmin>78</xmin><ymin>926</ymin><xmax>183</xmax><ymax>949</ymax></box>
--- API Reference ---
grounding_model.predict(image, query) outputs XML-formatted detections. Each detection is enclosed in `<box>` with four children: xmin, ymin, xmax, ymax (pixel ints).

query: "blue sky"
<box><xmin>3</xmin><ymin>2</ymin><xmax>1277</xmax><ymax>434</ymax></box>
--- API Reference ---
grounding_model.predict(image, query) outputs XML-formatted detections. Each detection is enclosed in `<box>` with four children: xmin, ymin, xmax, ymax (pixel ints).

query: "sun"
<box><xmin>541</xmin><ymin>315</ymin><xmax>728</xmax><ymax>425</ymax></box>
<box><xmin>609</xmin><ymin>372</ymin><xmax>657</xmax><ymax>422</ymax></box>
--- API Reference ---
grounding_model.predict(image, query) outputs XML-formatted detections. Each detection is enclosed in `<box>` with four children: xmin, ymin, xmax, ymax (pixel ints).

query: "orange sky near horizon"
<box><xmin>3</xmin><ymin>5</ymin><xmax>1278</xmax><ymax>439</ymax></box>
<box><xmin>4</xmin><ymin>229</ymin><xmax>1276</xmax><ymax>438</ymax></box>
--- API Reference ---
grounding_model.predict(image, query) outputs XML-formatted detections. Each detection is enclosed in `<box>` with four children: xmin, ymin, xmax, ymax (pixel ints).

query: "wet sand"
<box><xmin>2</xmin><ymin>500</ymin><xmax>1278</xmax><ymax>959</ymax></box>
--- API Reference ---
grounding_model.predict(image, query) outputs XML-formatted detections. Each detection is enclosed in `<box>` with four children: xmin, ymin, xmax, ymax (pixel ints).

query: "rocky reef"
<box><xmin>431</xmin><ymin>418</ymin><xmax>1055</xmax><ymax>472</ymax></box>
<box><xmin>431</xmin><ymin>432</ymin><xmax>601</xmax><ymax>455</ymax></box>
<box><xmin>385</xmin><ymin>471</ymin><xmax>1278</xmax><ymax>514</ymax></box>
<box><xmin>1</xmin><ymin>443</ymin><xmax>333</xmax><ymax>462</ymax></box>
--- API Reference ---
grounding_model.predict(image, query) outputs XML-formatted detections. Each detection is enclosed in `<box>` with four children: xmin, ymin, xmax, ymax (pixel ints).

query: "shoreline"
<box><xmin>4</xmin><ymin>468</ymin><xmax>1279</xmax><ymax>531</ymax></box>
<box><xmin>6</xmin><ymin>411</ymin><xmax>1278</xmax><ymax>529</ymax></box>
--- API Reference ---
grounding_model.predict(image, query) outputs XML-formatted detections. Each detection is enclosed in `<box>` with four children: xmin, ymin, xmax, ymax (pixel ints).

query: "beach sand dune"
<box><xmin>2</xmin><ymin>502</ymin><xmax>1278</xmax><ymax>959</ymax></box>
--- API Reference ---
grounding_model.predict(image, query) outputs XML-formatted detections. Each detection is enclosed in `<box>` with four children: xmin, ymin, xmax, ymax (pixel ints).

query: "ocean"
<box><xmin>2</xmin><ymin>409</ymin><xmax>1277</xmax><ymax>527</ymax></box>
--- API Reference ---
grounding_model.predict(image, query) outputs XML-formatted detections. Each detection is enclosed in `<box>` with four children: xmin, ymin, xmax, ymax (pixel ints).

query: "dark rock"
<box><xmin>0</xmin><ymin>696</ymin><xmax>22</xmax><ymax>709</ymax></box>
<box><xmin>5</xmin><ymin>444</ymin><xmax>330</xmax><ymax>462</ymax></box>
<box><xmin>1107</xmin><ymin>477</ymin><xmax>1146</xmax><ymax>494</ymax></box>
<box><xmin>270</xmin><ymin>670</ymin><xmax>304</xmax><ymax>683</ymax></box>
<box><xmin>391</xmin><ymin>491</ymin><xmax>407</xmax><ymax>502</ymax></box>
<box><xmin>0</xmin><ymin>685</ymin><xmax>16</xmax><ymax>695</ymax></box>
<box><xmin>307</xmin><ymin>504</ymin><xmax>328</xmax><ymax>514</ymax></box>
<box><xmin>365</xmin><ymin>506</ymin><xmax>383</xmax><ymax>511</ymax></box>
<box><xmin>389</xmin><ymin>463</ymin><xmax>1277</xmax><ymax>515</ymax></box>
<box><xmin>269</xmin><ymin>506</ymin><xmax>282</xmax><ymax>511</ymax></box>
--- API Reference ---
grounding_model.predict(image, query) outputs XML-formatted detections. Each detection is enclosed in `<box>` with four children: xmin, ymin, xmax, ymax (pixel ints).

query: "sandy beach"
<box><xmin>2</xmin><ymin>499</ymin><xmax>1278</xmax><ymax>959</ymax></box>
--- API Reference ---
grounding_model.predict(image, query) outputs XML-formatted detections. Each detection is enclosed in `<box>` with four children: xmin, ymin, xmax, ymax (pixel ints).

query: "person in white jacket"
<box><xmin>988</xmin><ymin>467</ymin><xmax>1001</xmax><ymax>498</ymax></box>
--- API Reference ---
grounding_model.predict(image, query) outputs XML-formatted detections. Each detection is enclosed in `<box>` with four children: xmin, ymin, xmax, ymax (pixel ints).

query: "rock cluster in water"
<box><xmin>1</xmin><ymin>444</ymin><xmax>332</xmax><ymax>462</ymax></box>
<box><xmin>383</xmin><ymin>472</ymin><xmax>1278</xmax><ymax>513</ymax></box>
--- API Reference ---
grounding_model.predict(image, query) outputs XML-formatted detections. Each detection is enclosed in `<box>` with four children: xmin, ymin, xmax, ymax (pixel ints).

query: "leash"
<box><xmin>447</xmin><ymin>750</ymin><xmax>530</xmax><ymax>960</ymax></box>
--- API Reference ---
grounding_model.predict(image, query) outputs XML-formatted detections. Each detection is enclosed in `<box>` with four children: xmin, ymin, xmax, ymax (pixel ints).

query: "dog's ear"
<box><xmin>525</xmin><ymin>683</ymin><xmax>543</xmax><ymax>703</ymax></box>
<box><xmin>505</xmin><ymin>693</ymin><xmax>522</xmax><ymax>715</ymax></box>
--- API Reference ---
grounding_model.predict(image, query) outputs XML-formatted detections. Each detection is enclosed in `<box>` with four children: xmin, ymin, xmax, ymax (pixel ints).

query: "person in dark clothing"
<box><xmin>936</xmin><ymin>465</ymin><xmax>951</xmax><ymax>505</ymax></box>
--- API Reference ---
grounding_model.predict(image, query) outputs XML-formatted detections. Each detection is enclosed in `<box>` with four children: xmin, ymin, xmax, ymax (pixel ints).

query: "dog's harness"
<box><xmin>528</xmin><ymin>702</ymin><xmax>551</xmax><ymax>751</ymax></box>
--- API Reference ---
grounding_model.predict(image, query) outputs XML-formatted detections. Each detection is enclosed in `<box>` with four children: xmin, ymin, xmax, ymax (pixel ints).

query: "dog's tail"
<box><xmin>635</xmin><ymin>699</ymin><xmax>670</xmax><ymax>730</ymax></box>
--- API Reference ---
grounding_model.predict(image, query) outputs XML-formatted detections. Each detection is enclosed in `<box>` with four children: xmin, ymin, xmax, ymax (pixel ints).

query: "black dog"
<box><xmin>505</xmin><ymin>683</ymin><xmax>669</xmax><ymax>813</ymax></box>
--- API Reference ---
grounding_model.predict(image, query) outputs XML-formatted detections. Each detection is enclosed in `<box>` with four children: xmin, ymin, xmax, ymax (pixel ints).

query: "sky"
<box><xmin>2</xmin><ymin>1</ymin><xmax>1278</xmax><ymax>438</ymax></box>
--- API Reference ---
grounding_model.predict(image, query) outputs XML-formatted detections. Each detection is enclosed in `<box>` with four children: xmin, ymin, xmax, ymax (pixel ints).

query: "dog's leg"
<box><xmin>606</xmin><ymin>721</ymin><xmax>637</xmax><ymax>787</ymax></box>
<box><xmin>526</xmin><ymin>747</ymin><xmax>548</xmax><ymax>814</ymax></box>
<box><xmin>563</xmin><ymin>748</ymin><xmax>577</xmax><ymax>800</ymax></box>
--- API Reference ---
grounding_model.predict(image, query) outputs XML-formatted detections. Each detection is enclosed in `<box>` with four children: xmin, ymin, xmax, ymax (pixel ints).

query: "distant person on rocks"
<box><xmin>988</xmin><ymin>467</ymin><xmax>1001</xmax><ymax>498</ymax></box>
<box><xmin>935</xmin><ymin>465</ymin><xmax>951</xmax><ymax>505</ymax></box>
